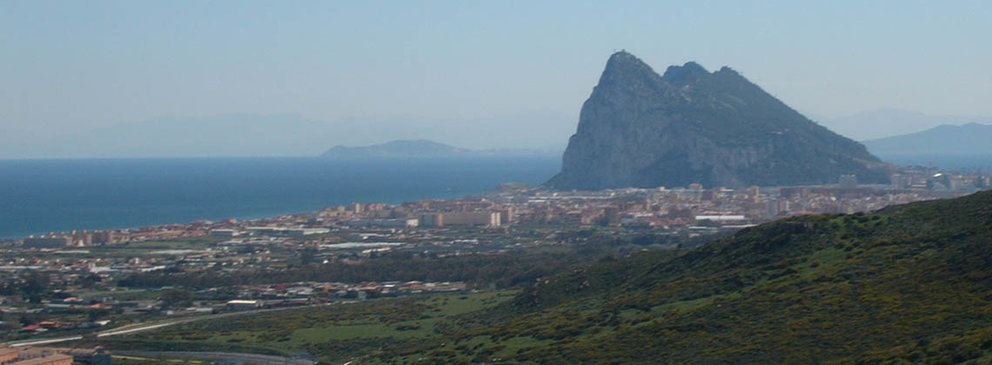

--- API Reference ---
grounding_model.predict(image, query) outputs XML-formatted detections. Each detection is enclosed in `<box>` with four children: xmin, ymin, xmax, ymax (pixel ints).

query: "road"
<box><xmin>4</xmin><ymin>303</ymin><xmax>328</xmax><ymax>348</ymax></box>
<box><xmin>117</xmin><ymin>351</ymin><xmax>315</xmax><ymax>365</ymax></box>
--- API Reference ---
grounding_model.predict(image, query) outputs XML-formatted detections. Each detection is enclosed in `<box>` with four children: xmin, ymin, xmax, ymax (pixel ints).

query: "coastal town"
<box><xmin>12</xmin><ymin>164</ymin><xmax>987</xmax><ymax>248</ymax></box>
<box><xmin>1</xmin><ymin>166</ymin><xmax>989</xmax><ymax>363</ymax></box>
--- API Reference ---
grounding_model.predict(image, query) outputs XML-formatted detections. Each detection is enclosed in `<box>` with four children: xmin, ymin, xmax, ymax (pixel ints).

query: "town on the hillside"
<box><xmin>1</xmin><ymin>166</ymin><xmax>989</xmax><ymax>361</ymax></box>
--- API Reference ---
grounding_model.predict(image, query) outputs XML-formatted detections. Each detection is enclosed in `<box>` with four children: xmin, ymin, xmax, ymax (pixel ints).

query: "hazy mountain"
<box><xmin>549</xmin><ymin>52</ymin><xmax>888</xmax><ymax>190</ymax></box>
<box><xmin>0</xmin><ymin>111</ymin><xmax>573</xmax><ymax>159</ymax></box>
<box><xmin>322</xmin><ymin>140</ymin><xmax>469</xmax><ymax>158</ymax></box>
<box><xmin>322</xmin><ymin>139</ymin><xmax>561</xmax><ymax>159</ymax></box>
<box><xmin>823</xmin><ymin>108</ymin><xmax>992</xmax><ymax>141</ymax></box>
<box><xmin>406</xmin><ymin>190</ymin><xmax>992</xmax><ymax>363</ymax></box>
<box><xmin>863</xmin><ymin>123</ymin><xmax>992</xmax><ymax>156</ymax></box>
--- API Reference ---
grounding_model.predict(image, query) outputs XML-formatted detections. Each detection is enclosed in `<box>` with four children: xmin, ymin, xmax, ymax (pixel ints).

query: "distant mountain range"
<box><xmin>322</xmin><ymin>140</ymin><xmax>468</xmax><ymax>158</ymax></box>
<box><xmin>321</xmin><ymin>139</ymin><xmax>560</xmax><ymax>159</ymax></box>
<box><xmin>863</xmin><ymin>123</ymin><xmax>992</xmax><ymax>156</ymax></box>
<box><xmin>0</xmin><ymin>112</ymin><xmax>572</xmax><ymax>159</ymax></box>
<box><xmin>822</xmin><ymin>109</ymin><xmax>992</xmax><ymax>141</ymax></box>
<box><xmin>549</xmin><ymin>51</ymin><xmax>889</xmax><ymax>190</ymax></box>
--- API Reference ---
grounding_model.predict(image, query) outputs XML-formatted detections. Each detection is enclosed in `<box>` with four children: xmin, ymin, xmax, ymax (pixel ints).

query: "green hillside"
<box><xmin>400</xmin><ymin>190</ymin><xmax>992</xmax><ymax>364</ymax></box>
<box><xmin>111</xmin><ymin>191</ymin><xmax>992</xmax><ymax>364</ymax></box>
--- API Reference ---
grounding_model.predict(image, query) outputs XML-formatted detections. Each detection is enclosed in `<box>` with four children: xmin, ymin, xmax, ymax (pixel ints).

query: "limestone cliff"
<box><xmin>549</xmin><ymin>52</ymin><xmax>889</xmax><ymax>190</ymax></box>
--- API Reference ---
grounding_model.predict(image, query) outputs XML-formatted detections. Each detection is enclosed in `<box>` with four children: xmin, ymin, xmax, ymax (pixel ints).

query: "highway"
<box><xmin>4</xmin><ymin>303</ymin><xmax>327</xmax><ymax>348</ymax></box>
<box><xmin>117</xmin><ymin>351</ymin><xmax>315</xmax><ymax>365</ymax></box>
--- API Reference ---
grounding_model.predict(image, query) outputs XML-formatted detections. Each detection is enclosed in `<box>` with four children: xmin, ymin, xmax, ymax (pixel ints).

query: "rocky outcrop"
<box><xmin>548</xmin><ymin>52</ymin><xmax>889</xmax><ymax>190</ymax></box>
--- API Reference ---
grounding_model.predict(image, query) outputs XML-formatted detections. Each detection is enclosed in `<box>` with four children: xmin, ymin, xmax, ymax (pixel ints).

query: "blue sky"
<box><xmin>1</xmin><ymin>1</ymin><xmax>990</xmax><ymax>157</ymax></box>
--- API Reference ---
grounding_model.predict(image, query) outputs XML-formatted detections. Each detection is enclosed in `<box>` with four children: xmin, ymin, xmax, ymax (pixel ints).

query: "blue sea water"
<box><xmin>0</xmin><ymin>157</ymin><xmax>560</xmax><ymax>239</ymax></box>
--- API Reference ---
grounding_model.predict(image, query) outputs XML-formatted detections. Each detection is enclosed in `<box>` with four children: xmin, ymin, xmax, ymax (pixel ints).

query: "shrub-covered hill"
<box><xmin>400</xmin><ymin>191</ymin><xmax>992</xmax><ymax>364</ymax></box>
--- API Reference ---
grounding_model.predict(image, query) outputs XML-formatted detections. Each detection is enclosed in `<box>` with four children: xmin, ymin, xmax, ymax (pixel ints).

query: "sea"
<box><xmin>0</xmin><ymin>156</ymin><xmax>560</xmax><ymax>239</ymax></box>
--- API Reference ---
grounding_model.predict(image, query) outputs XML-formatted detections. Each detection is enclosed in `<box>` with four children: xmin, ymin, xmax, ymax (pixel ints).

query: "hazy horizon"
<box><xmin>3</xmin><ymin>1</ymin><xmax>991</xmax><ymax>158</ymax></box>
<box><xmin>3</xmin><ymin>108</ymin><xmax>992</xmax><ymax>160</ymax></box>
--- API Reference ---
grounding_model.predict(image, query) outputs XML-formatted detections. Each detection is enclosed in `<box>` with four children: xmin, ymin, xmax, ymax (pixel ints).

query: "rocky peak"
<box><xmin>662</xmin><ymin>61</ymin><xmax>709</xmax><ymax>85</ymax></box>
<box><xmin>549</xmin><ymin>52</ymin><xmax>889</xmax><ymax>190</ymax></box>
<box><xmin>715</xmin><ymin>66</ymin><xmax>740</xmax><ymax>75</ymax></box>
<box><xmin>596</xmin><ymin>51</ymin><xmax>661</xmax><ymax>89</ymax></box>
<box><xmin>602</xmin><ymin>51</ymin><xmax>656</xmax><ymax>78</ymax></box>
<box><xmin>595</xmin><ymin>51</ymin><xmax>667</xmax><ymax>95</ymax></box>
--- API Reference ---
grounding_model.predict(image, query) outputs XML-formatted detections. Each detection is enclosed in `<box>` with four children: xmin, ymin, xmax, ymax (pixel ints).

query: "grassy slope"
<box><xmin>102</xmin><ymin>291</ymin><xmax>516</xmax><ymax>362</ymax></box>
<box><xmin>105</xmin><ymin>191</ymin><xmax>992</xmax><ymax>364</ymax></box>
<box><xmin>404</xmin><ymin>190</ymin><xmax>992</xmax><ymax>364</ymax></box>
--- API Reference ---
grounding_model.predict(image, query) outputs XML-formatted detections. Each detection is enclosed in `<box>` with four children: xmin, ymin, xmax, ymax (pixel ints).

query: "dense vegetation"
<box><xmin>109</xmin><ymin>191</ymin><xmax>992</xmax><ymax>364</ymax></box>
<box><xmin>409</xmin><ymin>190</ymin><xmax>992</xmax><ymax>364</ymax></box>
<box><xmin>100</xmin><ymin>291</ymin><xmax>518</xmax><ymax>362</ymax></box>
<box><xmin>116</xmin><ymin>232</ymin><xmax>705</xmax><ymax>290</ymax></box>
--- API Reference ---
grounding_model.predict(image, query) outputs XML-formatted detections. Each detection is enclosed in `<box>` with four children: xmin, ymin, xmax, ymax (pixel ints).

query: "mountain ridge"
<box><xmin>0</xmin><ymin>111</ymin><xmax>575</xmax><ymax>159</ymax></box>
<box><xmin>321</xmin><ymin>139</ymin><xmax>561</xmax><ymax>159</ymax></box>
<box><xmin>864</xmin><ymin>122</ymin><xmax>992</xmax><ymax>156</ymax></box>
<box><xmin>823</xmin><ymin>108</ymin><xmax>992</xmax><ymax>141</ymax></box>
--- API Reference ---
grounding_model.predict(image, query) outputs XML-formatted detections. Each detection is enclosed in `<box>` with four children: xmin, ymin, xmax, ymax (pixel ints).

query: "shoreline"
<box><xmin>0</xmin><ymin>156</ymin><xmax>561</xmax><ymax>240</ymax></box>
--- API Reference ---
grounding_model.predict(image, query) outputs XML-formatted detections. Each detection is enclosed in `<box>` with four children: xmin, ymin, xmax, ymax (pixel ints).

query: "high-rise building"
<box><xmin>420</xmin><ymin>213</ymin><xmax>444</xmax><ymax>227</ymax></box>
<box><xmin>72</xmin><ymin>230</ymin><xmax>92</xmax><ymax>246</ymax></box>
<box><xmin>420</xmin><ymin>212</ymin><xmax>501</xmax><ymax>227</ymax></box>
<box><xmin>91</xmin><ymin>230</ymin><xmax>116</xmax><ymax>245</ymax></box>
<box><xmin>23</xmin><ymin>236</ymin><xmax>72</xmax><ymax>248</ymax></box>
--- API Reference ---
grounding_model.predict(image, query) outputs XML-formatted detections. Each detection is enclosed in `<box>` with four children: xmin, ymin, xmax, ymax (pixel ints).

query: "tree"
<box><xmin>79</xmin><ymin>273</ymin><xmax>102</xmax><ymax>288</ymax></box>
<box><xmin>299</xmin><ymin>246</ymin><xmax>318</xmax><ymax>265</ymax></box>
<box><xmin>20</xmin><ymin>272</ymin><xmax>49</xmax><ymax>303</ymax></box>
<box><xmin>159</xmin><ymin>289</ymin><xmax>193</xmax><ymax>309</ymax></box>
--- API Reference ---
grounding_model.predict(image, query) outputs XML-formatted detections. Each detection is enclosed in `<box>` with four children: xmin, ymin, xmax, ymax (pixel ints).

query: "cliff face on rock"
<box><xmin>549</xmin><ymin>52</ymin><xmax>889</xmax><ymax>190</ymax></box>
